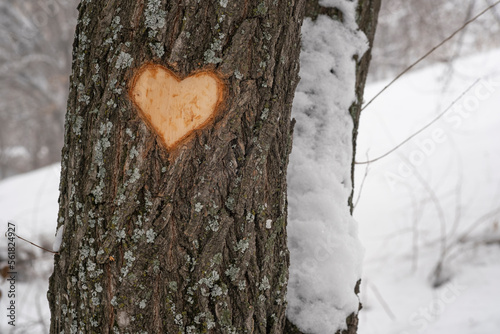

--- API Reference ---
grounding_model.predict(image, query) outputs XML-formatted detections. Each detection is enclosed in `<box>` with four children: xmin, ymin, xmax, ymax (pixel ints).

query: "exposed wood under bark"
<box><xmin>130</xmin><ymin>64</ymin><xmax>225</xmax><ymax>150</ymax></box>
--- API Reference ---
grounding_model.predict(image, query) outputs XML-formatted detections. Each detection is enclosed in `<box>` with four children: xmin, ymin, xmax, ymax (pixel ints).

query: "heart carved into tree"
<box><xmin>130</xmin><ymin>64</ymin><xmax>224</xmax><ymax>150</ymax></box>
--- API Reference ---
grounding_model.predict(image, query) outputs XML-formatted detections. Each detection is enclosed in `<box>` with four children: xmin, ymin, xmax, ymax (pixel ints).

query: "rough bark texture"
<box><xmin>349</xmin><ymin>0</ymin><xmax>382</xmax><ymax>212</ymax></box>
<box><xmin>48</xmin><ymin>0</ymin><xmax>305</xmax><ymax>333</ymax></box>
<box><xmin>283</xmin><ymin>1</ymin><xmax>381</xmax><ymax>334</ymax></box>
<box><xmin>345</xmin><ymin>1</ymin><xmax>381</xmax><ymax>333</ymax></box>
<box><xmin>346</xmin><ymin>1</ymin><xmax>381</xmax><ymax>334</ymax></box>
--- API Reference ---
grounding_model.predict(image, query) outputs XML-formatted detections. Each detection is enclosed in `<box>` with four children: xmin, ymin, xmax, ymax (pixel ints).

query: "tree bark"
<box><xmin>345</xmin><ymin>1</ymin><xmax>381</xmax><ymax>333</ymax></box>
<box><xmin>48</xmin><ymin>0</ymin><xmax>305</xmax><ymax>333</ymax></box>
<box><xmin>349</xmin><ymin>0</ymin><xmax>382</xmax><ymax>213</ymax></box>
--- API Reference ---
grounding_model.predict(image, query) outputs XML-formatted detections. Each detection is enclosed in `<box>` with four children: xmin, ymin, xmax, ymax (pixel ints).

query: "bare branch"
<box><xmin>356</xmin><ymin>79</ymin><xmax>479</xmax><ymax>165</ymax></box>
<box><xmin>362</xmin><ymin>0</ymin><xmax>500</xmax><ymax>112</ymax></box>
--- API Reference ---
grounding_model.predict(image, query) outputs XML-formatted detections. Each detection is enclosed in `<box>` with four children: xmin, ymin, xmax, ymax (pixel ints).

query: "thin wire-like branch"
<box><xmin>443</xmin><ymin>205</ymin><xmax>500</xmax><ymax>263</ymax></box>
<box><xmin>356</xmin><ymin>79</ymin><xmax>479</xmax><ymax>165</ymax></box>
<box><xmin>12</xmin><ymin>233</ymin><xmax>59</xmax><ymax>254</ymax></box>
<box><xmin>368</xmin><ymin>281</ymin><xmax>397</xmax><ymax>321</ymax></box>
<box><xmin>485</xmin><ymin>0</ymin><xmax>500</xmax><ymax>24</ymax></box>
<box><xmin>361</xmin><ymin>0</ymin><xmax>500</xmax><ymax>112</ymax></box>
<box><xmin>410</xmin><ymin>187</ymin><xmax>423</xmax><ymax>273</ymax></box>
<box><xmin>409</xmin><ymin>163</ymin><xmax>449</xmax><ymax>286</ymax></box>
<box><xmin>353</xmin><ymin>157</ymin><xmax>370</xmax><ymax>212</ymax></box>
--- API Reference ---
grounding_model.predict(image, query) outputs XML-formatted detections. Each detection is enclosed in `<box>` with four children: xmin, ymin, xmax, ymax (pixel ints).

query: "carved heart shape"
<box><xmin>130</xmin><ymin>64</ymin><xmax>224</xmax><ymax>150</ymax></box>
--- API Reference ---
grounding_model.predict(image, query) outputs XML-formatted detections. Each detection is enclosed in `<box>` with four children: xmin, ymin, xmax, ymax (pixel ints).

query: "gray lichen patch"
<box><xmin>111</xmin><ymin>16</ymin><xmax>123</xmax><ymax>40</ymax></box>
<box><xmin>203</xmin><ymin>49</ymin><xmax>222</xmax><ymax>64</ymax></box>
<box><xmin>259</xmin><ymin>276</ymin><xmax>271</xmax><ymax>291</ymax></box>
<box><xmin>72</xmin><ymin>116</ymin><xmax>84</xmax><ymax>135</ymax></box>
<box><xmin>255</xmin><ymin>2</ymin><xmax>268</xmax><ymax>16</ymax></box>
<box><xmin>224</xmin><ymin>264</ymin><xmax>240</xmax><ymax>282</ymax></box>
<box><xmin>234</xmin><ymin>70</ymin><xmax>243</xmax><ymax>80</ymax></box>
<box><xmin>234</xmin><ymin>239</ymin><xmax>249</xmax><ymax>253</ymax></box>
<box><xmin>210</xmin><ymin>253</ymin><xmax>223</xmax><ymax>267</ymax></box>
<box><xmin>149</xmin><ymin>42</ymin><xmax>165</xmax><ymax>57</ymax></box>
<box><xmin>144</xmin><ymin>0</ymin><xmax>166</xmax><ymax>37</ymax></box>
<box><xmin>194</xmin><ymin>202</ymin><xmax>203</xmax><ymax>212</ymax></box>
<box><xmin>129</xmin><ymin>146</ymin><xmax>139</xmax><ymax>159</ymax></box>
<box><xmin>128</xmin><ymin>168</ymin><xmax>141</xmax><ymax>184</ymax></box>
<box><xmin>115</xmin><ymin>51</ymin><xmax>133</xmax><ymax>69</ymax></box>
<box><xmin>146</xmin><ymin>229</ymin><xmax>156</xmax><ymax>243</ymax></box>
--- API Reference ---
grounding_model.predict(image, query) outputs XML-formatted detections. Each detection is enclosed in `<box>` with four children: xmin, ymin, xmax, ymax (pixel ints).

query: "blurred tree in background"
<box><xmin>0</xmin><ymin>0</ymin><xmax>77</xmax><ymax>178</ymax></box>
<box><xmin>369</xmin><ymin>0</ymin><xmax>500</xmax><ymax>81</ymax></box>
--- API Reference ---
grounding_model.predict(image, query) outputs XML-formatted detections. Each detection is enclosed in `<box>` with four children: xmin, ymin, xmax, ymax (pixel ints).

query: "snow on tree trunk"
<box><xmin>286</xmin><ymin>0</ymin><xmax>380</xmax><ymax>333</ymax></box>
<box><xmin>47</xmin><ymin>0</ymin><xmax>306</xmax><ymax>333</ymax></box>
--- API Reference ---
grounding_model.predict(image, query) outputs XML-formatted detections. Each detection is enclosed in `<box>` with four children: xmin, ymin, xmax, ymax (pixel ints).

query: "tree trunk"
<box><xmin>48</xmin><ymin>0</ymin><xmax>305</xmax><ymax>333</ymax></box>
<box><xmin>284</xmin><ymin>1</ymin><xmax>381</xmax><ymax>333</ymax></box>
<box><xmin>349</xmin><ymin>0</ymin><xmax>382</xmax><ymax>212</ymax></box>
<box><xmin>344</xmin><ymin>0</ymin><xmax>381</xmax><ymax>333</ymax></box>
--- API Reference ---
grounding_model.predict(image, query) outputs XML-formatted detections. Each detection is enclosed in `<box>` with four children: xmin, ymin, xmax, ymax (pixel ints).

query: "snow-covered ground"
<box><xmin>1</xmin><ymin>49</ymin><xmax>499</xmax><ymax>333</ymax></box>
<box><xmin>356</xmin><ymin>48</ymin><xmax>500</xmax><ymax>334</ymax></box>
<box><xmin>0</xmin><ymin>164</ymin><xmax>59</xmax><ymax>333</ymax></box>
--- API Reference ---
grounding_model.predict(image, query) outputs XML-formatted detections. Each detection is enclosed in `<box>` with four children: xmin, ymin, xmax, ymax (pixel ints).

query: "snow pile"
<box><xmin>53</xmin><ymin>225</ymin><xmax>65</xmax><ymax>252</ymax></box>
<box><xmin>286</xmin><ymin>2</ymin><xmax>368</xmax><ymax>332</ymax></box>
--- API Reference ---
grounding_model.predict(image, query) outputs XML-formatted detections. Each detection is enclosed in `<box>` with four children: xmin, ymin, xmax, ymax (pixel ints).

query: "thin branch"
<box><xmin>398</xmin><ymin>152</ymin><xmax>449</xmax><ymax>268</ymax></box>
<box><xmin>352</xmin><ymin>155</ymin><xmax>370</xmax><ymax>212</ymax></box>
<box><xmin>442</xmin><ymin>206</ymin><xmax>500</xmax><ymax>265</ymax></box>
<box><xmin>411</xmin><ymin>168</ymin><xmax>448</xmax><ymax>286</ymax></box>
<box><xmin>449</xmin><ymin>142</ymin><xmax>464</xmax><ymax>239</ymax></box>
<box><xmin>11</xmin><ymin>233</ymin><xmax>59</xmax><ymax>254</ymax></box>
<box><xmin>361</xmin><ymin>0</ymin><xmax>500</xmax><ymax>112</ymax></box>
<box><xmin>356</xmin><ymin>79</ymin><xmax>479</xmax><ymax>165</ymax></box>
<box><xmin>484</xmin><ymin>0</ymin><xmax>500</xmax><ymax>25</ymax></box>
<box><xmin>368</xmin><ymin>281</ymin><xmax>397</xmax><ymax>321</ymax></box>
<box><xmin>436</xmin><ymin>0</ymin><xmax>475</xmax><ymax>98</ymax></box>
<box><xmin>410</xmin><ymin>187</ymin><xmax>423</xmax><ymax>273</ymax></box>
<box><xmin>453</xmin><ymin>206</ymin><xmax>500</xmax><ymax>247</ymax></box>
